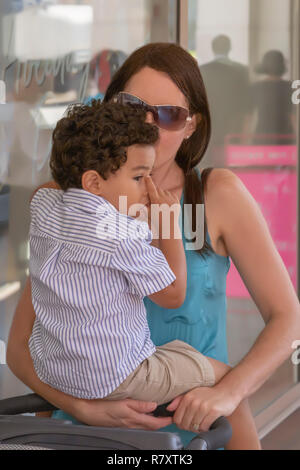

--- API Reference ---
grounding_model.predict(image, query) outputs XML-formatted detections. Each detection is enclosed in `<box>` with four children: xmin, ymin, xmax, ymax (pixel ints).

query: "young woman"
<box><xmin>7</xmin><ymin>43</ymin><xmax>300</xmax><ymax>449</ymax></box>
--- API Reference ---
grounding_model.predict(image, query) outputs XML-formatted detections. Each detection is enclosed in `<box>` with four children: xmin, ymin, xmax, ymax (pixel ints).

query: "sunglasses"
<box><xmin>114</xmin><ymin>92</ymin><xmax>192</xmax><ymax>131</ymax></box>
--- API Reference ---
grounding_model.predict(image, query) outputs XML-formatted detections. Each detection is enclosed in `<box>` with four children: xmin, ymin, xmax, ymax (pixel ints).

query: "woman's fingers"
<box><xmin>126</xmin><ymin>399</ymin><xmax>172</xmax><ymax>430</ymax></box>
<box><xmin>126</xmin><ymin>399</ymin><xmax>157</xmax><ymax>414</ymax></box>
<box><xmin>166</xmin><ymin>394</ymin><xmax>184</xmax><ymax>412</ymax></box>
<box><xmin>172</xmin><ymin>399</ymin><xmax>188</xmax><ymax>428</ymax></box>
<box><xmin>170</xmin><ymin>391</ymin><xmax>203</xmax><ymax>431</ymax></box>
<box><xmin>171</xmin><ymin>386</ymin><xmax>234</xmax><ymax>433</ymax></box>
<box><xmin>197</xmin><ymin>412</ymin><xmax>220</xmax><ymax>433</ymax></box>
<box><xmin>130</xmin><ymin>412</ymin><xmax>173</xmax><ymax>430</ymax></box>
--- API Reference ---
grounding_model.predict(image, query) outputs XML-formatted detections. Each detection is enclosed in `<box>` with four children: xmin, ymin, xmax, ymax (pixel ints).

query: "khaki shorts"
<box><xmin>106</xmin><ymin>340</ymin><xmax>216</xmax><ymax>405</ymax></box>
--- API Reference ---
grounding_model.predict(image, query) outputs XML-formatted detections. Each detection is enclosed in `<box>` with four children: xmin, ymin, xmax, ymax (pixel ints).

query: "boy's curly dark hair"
<box><xmin>50</xmin><ymin>100</ymin><xmax>159</xmax><ymax>190</ymax></box>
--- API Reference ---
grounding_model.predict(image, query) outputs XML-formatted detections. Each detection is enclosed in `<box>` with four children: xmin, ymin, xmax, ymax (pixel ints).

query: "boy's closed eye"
<box><xmin>133</xmin><ymin>174</ymin><xmax>153</xmax><ymax>181</ymax></box>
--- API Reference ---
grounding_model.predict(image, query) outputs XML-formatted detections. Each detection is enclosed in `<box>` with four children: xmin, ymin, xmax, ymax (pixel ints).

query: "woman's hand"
<box><xmin>166</xmin><ymin>385</ymin><xmax>240</xmax><ymax>432</ymax></box>
<box><xmin>74</xmin><ymin>398</ymin><xmax>173</xmax><ymax>431</ymax></box>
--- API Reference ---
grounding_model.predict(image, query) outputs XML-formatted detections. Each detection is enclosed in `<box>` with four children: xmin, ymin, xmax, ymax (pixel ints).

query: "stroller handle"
<box><xmin>0</xmin><ymin>393</ymin><xmax>232</xmax><ymax>449</ymax></box>
<box><xmin>0</xmin><ymin>393</ymin><xmax>58</xmax><ymax>415</ymax></box>
<box><xmin>186</xmin><ymin>416</ymin><xmax>232</xmax><ymax>450</ymax></box>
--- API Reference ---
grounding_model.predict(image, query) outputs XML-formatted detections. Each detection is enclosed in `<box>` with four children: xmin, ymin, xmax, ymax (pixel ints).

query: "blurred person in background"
<box><xmin>200</xmin><ymin>35</ymin><xmax>251</xmax><ymax>166</ymax></box>
<box><xmin>248</xmin><ymin>50</ymin><xmax>296</xmax><ymax>145</ymax></box>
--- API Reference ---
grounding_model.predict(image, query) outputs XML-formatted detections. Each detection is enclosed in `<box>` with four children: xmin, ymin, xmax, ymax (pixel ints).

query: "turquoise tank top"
<box><xmin>145</xmin><ymin>168</ymin><xmax>230</xmax><ymax>363</ymax></box>
<box><xmin>52</xmin><ymin>168</ymin><xmax>230</xmax><ymax>447</ymax></box>
<box><xmin>143</xmin><ymin>167</ymin><xmax>230</xmax><ymax>446</ymax></box>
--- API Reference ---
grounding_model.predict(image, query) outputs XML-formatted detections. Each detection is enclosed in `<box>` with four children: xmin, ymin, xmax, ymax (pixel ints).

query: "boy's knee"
<box><xmin>207</xmin><ymin>357</ymin><xmax>232</xmax><ymax>384</ymax></box>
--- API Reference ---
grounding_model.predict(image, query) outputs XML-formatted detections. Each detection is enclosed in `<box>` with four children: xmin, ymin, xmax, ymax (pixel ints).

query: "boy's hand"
<box><xmin>144</xmin><ymin>176</ymin><xmax>181</xmax><ymax>239</ymax></box>
<box><xmin>145</xmin><ymin>176</ymin><xmax>179</xmax><ymax>207</ymax></box>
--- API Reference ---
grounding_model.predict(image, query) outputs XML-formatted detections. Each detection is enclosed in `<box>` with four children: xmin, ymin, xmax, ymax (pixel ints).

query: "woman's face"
<box><xmin>123</xmin><ymin>66</ymin><xmax>197</xmax><ymax>173</ymax></box>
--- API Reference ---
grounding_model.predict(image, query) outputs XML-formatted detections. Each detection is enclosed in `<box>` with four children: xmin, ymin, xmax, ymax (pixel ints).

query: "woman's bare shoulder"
<box><xmin>203</xmin><ymin>168</ymin><xmax>239</xmax><ymax>190</ymax></box>
<box><xmin>204</xmin><ymin>168</ymin><xmax>299</xmax><ymax>324</ymax></box>
<box><xmin>203</xmin><ymin>168</ymin><xmax>249</xmax><ymax>207</ymax></box>
<box><xmin>30</xmin><ymin>180</ymin><xmax>60</xmax><ymax>202</ymax></box>
<box><xmin>202</xmin><ymin>168</ymin><xmax>259</xmax><ymax>256</ymax></box>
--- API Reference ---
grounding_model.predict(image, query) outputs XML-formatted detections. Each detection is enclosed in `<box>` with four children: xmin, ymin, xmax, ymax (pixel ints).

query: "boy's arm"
<box><xmin>148</xmin><ymin>217</ymin><xmax>187</xmax><ymax>309</ymax></box>
<box><xmin>143</xmin><ymin>176</ymin><xmax>187</xmax><ymax>309</ymax></box>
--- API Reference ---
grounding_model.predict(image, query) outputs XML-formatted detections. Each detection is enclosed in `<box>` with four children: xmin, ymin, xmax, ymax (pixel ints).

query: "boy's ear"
<box><xmin>81</xmin><ymin>170</ymin><xmax>103</xmax><ymax>194</ymax></box>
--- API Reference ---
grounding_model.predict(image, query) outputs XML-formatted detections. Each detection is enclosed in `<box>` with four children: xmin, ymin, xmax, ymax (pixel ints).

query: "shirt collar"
<box><xmin>62</xmin><ymin>187</ymin><xmax>152</xmax><ymax>242</ymax></box>
<box><xmin>62</xmin><ymin>188</ymin><xmax>118</xmax><ymax>215</ymax></box>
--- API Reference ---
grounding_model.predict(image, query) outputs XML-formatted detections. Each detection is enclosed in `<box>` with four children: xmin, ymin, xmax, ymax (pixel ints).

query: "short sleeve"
<box><xmin>110</xmin><ymin>234</ymin><xmax>176</xmax><ymax>297</ymax></box>
<box><xmin>30</xmin><ymin>188</ymin><xmax>62</xmax><ymax>227</ymax></box>
<box><xmin>30</xmin><ymin>188</ymin><xmax>43</xmax><ymax>226</ymax></box>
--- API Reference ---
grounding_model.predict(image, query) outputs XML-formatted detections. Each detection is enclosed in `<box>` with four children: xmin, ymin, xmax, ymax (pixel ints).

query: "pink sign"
<box><xmin>226</xmin><ymin>145</ymin><xmax>297</xmax><ymax>166</ymax></box>
<box><xmin>225</xmin><ymin>145</ymin><xmax>298</xmax><ymax>298</ymax></box>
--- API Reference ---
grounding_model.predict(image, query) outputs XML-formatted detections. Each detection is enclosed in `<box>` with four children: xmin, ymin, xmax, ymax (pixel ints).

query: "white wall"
<box><xmin>194</xmin><ymin>0</ymin><xmax>291</xmax><ymax>77</ymax></box>
<box><xmin>91</xmin><ymin>0</ymin><xmax>149</xmax><ymax>55</ymax></box>
<box><xmin>195</xmin><ymin>0</ymin><xmax>250</xmax><ymax>65</ymax></box>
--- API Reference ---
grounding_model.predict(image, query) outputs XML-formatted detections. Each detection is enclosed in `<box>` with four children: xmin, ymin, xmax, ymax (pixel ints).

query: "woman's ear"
<box><xmin>81</xmin><ymin>170</ymin><xmax>103</xmax><ymax>194</ymax></box>
<box><xmin>185</xmin><ymin>113</ymin><xmax>199</xmax><ymax>139</ymax></box>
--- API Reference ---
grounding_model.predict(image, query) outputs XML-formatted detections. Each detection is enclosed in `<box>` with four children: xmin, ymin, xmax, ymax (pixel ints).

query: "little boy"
<box><xmin>29</xmin><ymin>100</ymin><xmax>214</xmax><ymax>403</ymax></box>
<box><xmin>28</xmin><ymin>101</ymin><xmax>261</xmax><ymax>449</ymax></box>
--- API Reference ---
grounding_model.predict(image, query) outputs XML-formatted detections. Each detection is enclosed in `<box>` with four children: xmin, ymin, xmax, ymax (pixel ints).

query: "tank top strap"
<box><xmin>194</xmin><ymin>167</ymin><xmax>214</xmax><ymax>200</ymax></box>
<box><xmin>194</xmin><ymin>167</ymin><xmax>214</xmax><ymax>245</ymax></box>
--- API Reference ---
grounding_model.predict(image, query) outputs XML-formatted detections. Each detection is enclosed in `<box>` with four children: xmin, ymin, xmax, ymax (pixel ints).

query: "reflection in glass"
<box><xmin>249</xmin><ymin>49</ymin><xmax>296</xmax><ymax>145</ymax></box>
<box><xmin>0</xmin><ymin>0</ymin><xmax>177</xmax><ymax>399</ymax></box>
<box><xmin>200</xmin><ymin>34</ymin><xmax>251</xmax><ymax>167</ymax></box>
<box><xmin>189</xmin><ymin>0</ymin><xmax>298</xmax><ymax>415</ymax></box>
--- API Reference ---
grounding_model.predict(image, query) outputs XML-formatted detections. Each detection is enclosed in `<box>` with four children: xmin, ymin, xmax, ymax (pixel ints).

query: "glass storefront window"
<box><xmin>189</xmin><ymin>0</ymin><xmax>299</xmax><ymax>416</ymax></box>
<box><xmin>0</xmin><ymin>0</ymin><xmax>177</xmax><ymax>399</ymax></box>
<box><xmin>0</xmin><ymin>0</ymin><xmax>299</xmax><ymax>432</ymax></box>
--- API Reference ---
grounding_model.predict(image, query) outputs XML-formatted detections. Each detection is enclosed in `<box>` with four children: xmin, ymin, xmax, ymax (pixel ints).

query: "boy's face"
<box><xmin>97</xmin><ymin>144</ymin><xmax>155</xmax><ymax>216</ymax></box>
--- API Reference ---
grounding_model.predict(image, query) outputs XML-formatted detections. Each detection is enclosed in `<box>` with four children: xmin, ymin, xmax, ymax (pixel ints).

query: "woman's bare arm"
<box><xmin>206</xmin><ymin>169</ymin><xmax>300</xmax><ymax>402</ymax></box>
<box><xmin>165</xmin><ymin>169</ymin><xmax>300</xmax><ymax>432</ymax></box>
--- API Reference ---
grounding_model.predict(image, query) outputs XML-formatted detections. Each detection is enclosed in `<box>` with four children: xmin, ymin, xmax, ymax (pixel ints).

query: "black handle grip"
<box><xmin>186</xmin><ymin>416</ymin><xmax>232</xmax><ymax>450</ymax></box>
<box><xmin>152</xmin><ymin>401</ymin><xmax>174</xmax><ymax>417</ymax></box>
<box><xmin>153</xmin><ymin>402</ymin><xmax>232</xmax><ymax>450</ymax></box>
<box><xmin>0</xmin><ymin>393</ymin><xmax>58</xmax><ymax>415</ymax></box>
<box><xmin>0</xmin><ymin>395</ymin><xmax>232</xmax><ymax>450</ymax></box>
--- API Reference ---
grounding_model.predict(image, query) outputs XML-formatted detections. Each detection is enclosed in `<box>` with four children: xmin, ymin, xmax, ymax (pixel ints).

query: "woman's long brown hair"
<box><xmin>104</xmin><ymin>42</ymin><xmax>214</xmax><ymax>256</ymax></box>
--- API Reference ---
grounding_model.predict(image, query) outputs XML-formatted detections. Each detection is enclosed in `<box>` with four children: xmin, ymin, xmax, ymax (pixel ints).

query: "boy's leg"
<box><xmin>207</xmin><ymin>357</ymin><xmax>261</xmax><ymax>450</ymax></box>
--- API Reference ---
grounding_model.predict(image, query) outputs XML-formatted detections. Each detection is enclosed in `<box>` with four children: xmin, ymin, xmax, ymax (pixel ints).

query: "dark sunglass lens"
<box><xmin>157</xmin><ymin>107</ymin><xmax>188</xmax><ymax>130</ymax></box>
<box><xmin>117</xmin><ymin>95</ymin><xmax>189</xmax><ymax>131</ymax></box>
<box><xmin>118</xmin><ymin>94</ymin><xmax>159</xmax><ymax>122</ymax></box>
<box><xmin>118</xmin><ymin>93</ymin><xmax>142</xmax><ymax>106</ymax></box>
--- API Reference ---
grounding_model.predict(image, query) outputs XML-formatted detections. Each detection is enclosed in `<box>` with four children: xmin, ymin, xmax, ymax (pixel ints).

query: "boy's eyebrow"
<box><xmin>131</xmin><ymin>165</ymin><xmax>153</xmax><ymax>171</ymax></box>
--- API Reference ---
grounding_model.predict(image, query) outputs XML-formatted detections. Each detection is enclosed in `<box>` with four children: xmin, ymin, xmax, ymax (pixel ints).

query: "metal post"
<box><xmin>176</xmin><ymin>0</ymin><xmax>188</xmax><ymax>49</ymax></box>
<box><xmin>295</xmin><ymin>0</ymin><xmax>300</xmax><ymax>383</ymax></box>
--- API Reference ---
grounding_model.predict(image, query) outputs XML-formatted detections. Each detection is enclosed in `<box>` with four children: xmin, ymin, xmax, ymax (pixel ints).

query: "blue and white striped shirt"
<box><xmin>28</xmin><ymin>188</ymin><xmax>176</xmax><ymax>399</ymax></box>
